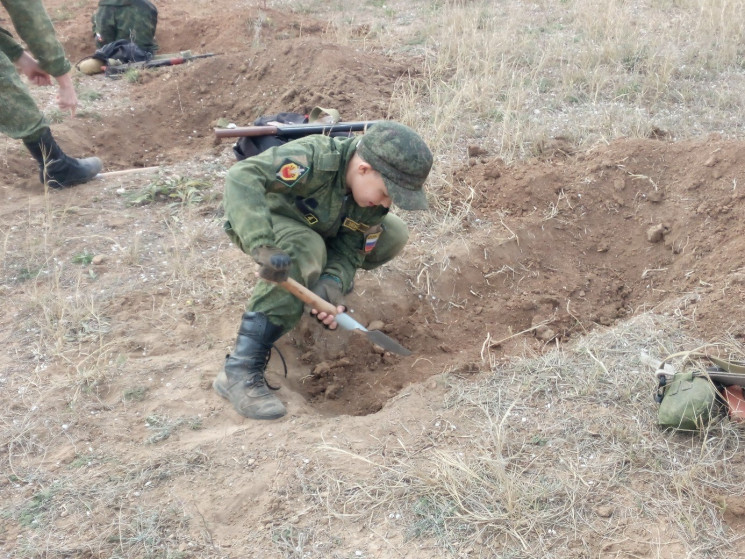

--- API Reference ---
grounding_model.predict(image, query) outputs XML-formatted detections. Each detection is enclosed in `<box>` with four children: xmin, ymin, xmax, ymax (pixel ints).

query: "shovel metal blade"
<box><xmin>363</xmin><ymin>329</ymin><xmax>412</xmax><ymax>356</ymax></box>
<box><xmin>277</xmin><ymin>278</ymin><xmax>413</xmax><ymax>356</ymax></box>
<box><xmin>335</xmin><ymin>312</ymin><xmax>411</xmax><ymax>356</ymax></box>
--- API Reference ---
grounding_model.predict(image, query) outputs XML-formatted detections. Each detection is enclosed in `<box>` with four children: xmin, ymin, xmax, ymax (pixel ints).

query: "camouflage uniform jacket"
<box><xmin>0</xmin><ymin>0</ymin><xmax>71</xmax><ymax>76</ymax></box>
<box><xmin>224</xmin><ymin>134</ymin><xmax>389</xmax><ymax>292</ymax></box>
<box><xmin>93</xmin><ymin>0</ymin><xmax>158</xmax><ymax>52</ymax></box>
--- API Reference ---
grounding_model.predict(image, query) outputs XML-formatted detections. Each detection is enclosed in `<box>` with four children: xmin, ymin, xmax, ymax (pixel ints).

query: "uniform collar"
<box><xmin>338</xmin><ymin>135</ymin><xmax>362</xmax><ymax>167</ymax></box>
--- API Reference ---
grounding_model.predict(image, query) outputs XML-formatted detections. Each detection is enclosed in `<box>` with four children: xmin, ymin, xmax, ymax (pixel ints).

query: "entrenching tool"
<box><xmin>278</xmin><ymin>278</ymin><xmax>412</xmax><ymax>356</ymax></box>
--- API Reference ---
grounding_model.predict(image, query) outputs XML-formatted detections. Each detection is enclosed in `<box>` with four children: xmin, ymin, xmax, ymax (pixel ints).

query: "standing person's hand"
<box><xmin>54</xmin><ymin>72</ymin><xmax>78</xmax><ymax>116</ymax></box>
<box><xmin>14</xmin><ymin>51</ymin><xmax>52</xmax><ymax>86</ymax></box>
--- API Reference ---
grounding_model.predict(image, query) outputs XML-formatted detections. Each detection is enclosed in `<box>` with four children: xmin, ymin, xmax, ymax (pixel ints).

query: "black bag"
<box><xmin>233</xmin><ymin>112</ymin><xmax>307</xmax><ymax>161</ymax></box>
<box><xmin>92</xmin><ymin>39</ymin><xmax>152</xmax><ymax>64</ymax></box>
<box><xmin>233</xmin><ymin>109</ymin><xmax>354</xmax><ymax>161</ymax></box>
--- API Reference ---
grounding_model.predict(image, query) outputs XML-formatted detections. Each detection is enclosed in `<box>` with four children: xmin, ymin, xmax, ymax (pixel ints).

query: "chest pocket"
<box><xmin>316</xmin><ymin>152</ymin><xmax>341</xmax><ymax>172</ymax></box>
<box><xmin>292</xmin><ymin>146</ymin><xmax>343</xmax><ymax>228</ymax></box>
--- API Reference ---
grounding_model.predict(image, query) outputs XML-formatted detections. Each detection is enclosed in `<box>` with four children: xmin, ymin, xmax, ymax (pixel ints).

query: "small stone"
<box><xmin>646</xmin><ymin>224</ymin><xmax>666</xmax><ymax>243</ymax></box>
<box><xmin>484</xmin><ymin>167</ymin><xmax>501</xmax><ymax>180</ymax></box>
<box><xmin>647</xmin><ymin>190</ymin><xmax>664</xmax><ymax>203</ymax></box>
<box><xmin>312</xmin><ymin>362</ymin><xmax>332</xmax><ymax>376</ymax></box>
<box><xmin>535</xmin><ymin>325</ymin><xmax>556</xmax><ymax>342</ymax></box>
<box><xmin>325</xmin><ymin>383</ymin><xmax>342</xmax><ymax>399</ymax></box>
<box><xmin>596</xmin><ymin>505</ymin><xmax>613</xmax><ymax>518</ymax></box>
<box><xmin>367</xmin><ymin>320</ymin><xmax>385</xmax><ymax>331</ymax></box>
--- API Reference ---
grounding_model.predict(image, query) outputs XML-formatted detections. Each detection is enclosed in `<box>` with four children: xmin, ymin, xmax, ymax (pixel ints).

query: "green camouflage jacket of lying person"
<box><xmin>92</xmin><ymin>0</ymin><xmax>158</xmax><ymax>53</ymax></box>
<box><xmin>223</xmin><ymin>134</ymin><xmax>389</xmax><ymax>293</ymax></box>
<box><xmin>0</xmin><ymin>0</ymin><xmax>71</xmax><ymax>76</ymax></box>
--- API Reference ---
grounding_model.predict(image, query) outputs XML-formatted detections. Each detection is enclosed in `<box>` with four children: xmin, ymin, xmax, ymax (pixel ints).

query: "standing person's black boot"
<box><xmin>213</xmin><ymin>311</ymin><xmax>287</xmax><ymax>420</ymax></box>
<box><xmin>23</xmin><ymin>128</ymin><xmax>102</xmax><ymax>188</ymax></box>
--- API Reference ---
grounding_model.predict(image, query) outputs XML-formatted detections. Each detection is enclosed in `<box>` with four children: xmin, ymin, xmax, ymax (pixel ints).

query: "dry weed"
<box><xmin>388</xmin><ymin>0</ymin><xmax>745</xmax><ymax>168</ymax></box>
<box><xmin>303</xmin><ymin>312</ymin><xmax>745</xmax><ymax>557</ymax></box>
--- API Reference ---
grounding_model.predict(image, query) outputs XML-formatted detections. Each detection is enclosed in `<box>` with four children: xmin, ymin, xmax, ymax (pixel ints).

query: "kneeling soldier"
<box><xmin>215</xmin><ymin>121</ymin><xmax>433</xmax><ymax>419</ymax></box>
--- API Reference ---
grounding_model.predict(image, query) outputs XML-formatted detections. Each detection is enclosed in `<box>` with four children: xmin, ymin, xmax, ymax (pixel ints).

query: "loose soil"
<box><xmin>2</xmin><ymin>0</ymin><xmax>745</xmax><ymax>557</ymax></box>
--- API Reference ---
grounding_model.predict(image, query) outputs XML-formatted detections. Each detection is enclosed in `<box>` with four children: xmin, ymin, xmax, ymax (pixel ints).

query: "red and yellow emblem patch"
<box><xmin>276</xmin><ymin>159</ymin><xmax>309</xmax><ymax>186</ymax></box>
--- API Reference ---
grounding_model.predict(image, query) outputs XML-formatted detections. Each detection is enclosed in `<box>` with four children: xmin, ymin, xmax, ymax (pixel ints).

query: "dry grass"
<box><xmin>0</xmin><ymin>164</ymin><xmax>235</xmax><ymax>556</ymax></box>
<box><xmin>391</xmin><ymin>0</ymin><xmax>745</xmax><ymax>163</ymax></box>
<box><xmin>305</xmin><ymin>313</ymin><xmax>745</xmax><ymax>557</ymax></box>
<box><xmin>5</xmin><ymin>449</ymin><xmax>208</xmax><ymax>557</ymax></box>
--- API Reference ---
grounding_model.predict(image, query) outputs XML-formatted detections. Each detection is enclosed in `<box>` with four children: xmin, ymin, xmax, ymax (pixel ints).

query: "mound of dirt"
<box><xmin>266</xmin><ymin>135</ymin><xmax>745</xmax><ymax>416</ymax></box>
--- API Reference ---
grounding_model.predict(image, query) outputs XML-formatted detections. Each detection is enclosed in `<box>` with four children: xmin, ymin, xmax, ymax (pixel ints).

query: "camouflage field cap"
<box><xmin>357</xmin><ymin>121</ymin><xmax>433</xmax><ymax>210</ymax></box>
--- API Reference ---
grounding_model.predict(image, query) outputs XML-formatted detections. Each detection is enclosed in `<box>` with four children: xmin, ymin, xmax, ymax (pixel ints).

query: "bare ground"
<box><xmin>2</xmin><ymin>0</ymin><xmax>745</xmax><ymax>557</ymax></box>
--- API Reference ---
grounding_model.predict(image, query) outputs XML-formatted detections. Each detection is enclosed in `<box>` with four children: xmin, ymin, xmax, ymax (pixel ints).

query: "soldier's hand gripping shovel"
<box><xmin>278</xmin><ymin>277</ymin><xmax>412</xmax><ymax>356</ymax></box>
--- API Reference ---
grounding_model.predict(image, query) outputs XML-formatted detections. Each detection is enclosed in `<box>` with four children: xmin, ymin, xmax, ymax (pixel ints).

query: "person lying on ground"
<box><xmin>92</xmin><ymin>0</ymin><xmax>158</xmax><ymax>53</ymax></box>
<box><xmin>79</xmin><ymin>0</ymin><xmax>158</xmax><ymax>74</ymax></box>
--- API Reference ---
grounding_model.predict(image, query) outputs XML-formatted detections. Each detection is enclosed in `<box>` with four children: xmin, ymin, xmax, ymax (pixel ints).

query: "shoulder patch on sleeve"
<box><xmin>275</xmin><ymin>158</ymin><xmax>309</xmax><ymax>186</ymax></box>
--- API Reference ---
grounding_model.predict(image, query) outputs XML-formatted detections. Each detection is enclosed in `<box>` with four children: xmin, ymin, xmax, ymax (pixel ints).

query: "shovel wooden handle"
<box><xmin>279</xmin><ymin>278</ymin><xmax>338</xmax><ymax>315</ymax></box>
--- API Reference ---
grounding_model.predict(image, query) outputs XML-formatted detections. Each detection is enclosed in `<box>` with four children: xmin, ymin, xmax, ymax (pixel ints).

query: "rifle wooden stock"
<box><xmin>214</xmin><ymin>121</ymin><xmax>378</xmax><ymax>139</ymax></box>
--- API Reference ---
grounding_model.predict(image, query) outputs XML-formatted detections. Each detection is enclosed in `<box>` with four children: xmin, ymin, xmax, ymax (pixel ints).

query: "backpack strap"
<box><xmin>706</xmin><ymin>355</ymin><xmax>745</xmax><ymax>375</ymax></box>
<box><xmin>308</xmin><ymin>107</ymin><xmax>340</xmax><ymax>124</ymax></box>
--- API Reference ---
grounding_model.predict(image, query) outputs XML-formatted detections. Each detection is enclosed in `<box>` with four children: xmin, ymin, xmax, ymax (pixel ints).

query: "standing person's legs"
<box><xmin>109</xmin><ymin>2</ymin><xmax>159</xmax><ymax>53</ymax></box>
<box><xmin>1</xmin><ymin>51</ymin><xmax>102</xmax><ymax>188</ymax></box>
<box><xmin>93</xmin><ymin>4</ymin><xmax>118</xmax><ymax>47</ymax></box>
<box><xmin>0</xmin><ymin>50</ymin><xmax>48</xmax><ymax>141</ymax></box>
<box><xmin>0</xmin><ymin>50</ymin><xmax>102</xmax><ymax>188</ymax></box>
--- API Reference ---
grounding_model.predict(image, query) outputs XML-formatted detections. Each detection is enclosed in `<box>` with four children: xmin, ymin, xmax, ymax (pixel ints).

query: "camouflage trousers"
<box><xmin>0</xmin><ymin>49</ymin><xmax>48</xmax><ymax>141</ymax></box>
<box><xmin>93</xmin><ymin>0</ymin><xmax>158</xmax><ymax>53</ymax></box>
<box><xmin>248</xmin><ymin>213</ymin><xmax>409</xmax><ymax>333</ymax></box>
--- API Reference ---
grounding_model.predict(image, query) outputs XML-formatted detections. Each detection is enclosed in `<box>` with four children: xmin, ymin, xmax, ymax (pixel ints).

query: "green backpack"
<box><xmin>657</xmin><ymin>371</ymin><xmax>718</xmax><ymax>431</ymax></box>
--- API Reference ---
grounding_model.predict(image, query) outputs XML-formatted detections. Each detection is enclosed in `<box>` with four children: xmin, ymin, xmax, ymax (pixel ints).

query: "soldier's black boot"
<box><xmin>213</xmin><ymin>311</ymin><xmax>287</xmax><ymax>420</ymax></box>
<box><xmin>23</xmin><ymin>128</ymin><xmax>102</xmax><ymax>188</ymax></box>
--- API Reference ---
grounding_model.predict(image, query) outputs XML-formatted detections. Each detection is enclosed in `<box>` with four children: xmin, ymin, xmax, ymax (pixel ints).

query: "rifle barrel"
<box><xmin>214</xmin><ymin>121</ymin><xmax>378</xmax><ymax>139</ymax></box>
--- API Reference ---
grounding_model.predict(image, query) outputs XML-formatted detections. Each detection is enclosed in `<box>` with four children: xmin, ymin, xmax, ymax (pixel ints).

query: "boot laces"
<box><xmin>243</xmin><ymin>344</ymin><xmax>288</xmax><ymax>391</ymax></box>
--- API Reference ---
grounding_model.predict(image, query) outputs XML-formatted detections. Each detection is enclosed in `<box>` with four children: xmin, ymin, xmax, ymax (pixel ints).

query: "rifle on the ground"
<box><xmin>214</xmin><ymin>121</ymin><xmax>378</xmax><ymax>139</ymax></box>
<box><xmin>104</xmin><ymin>53</ymin><xmax>218</xmax><ymax>77</ymax></box>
